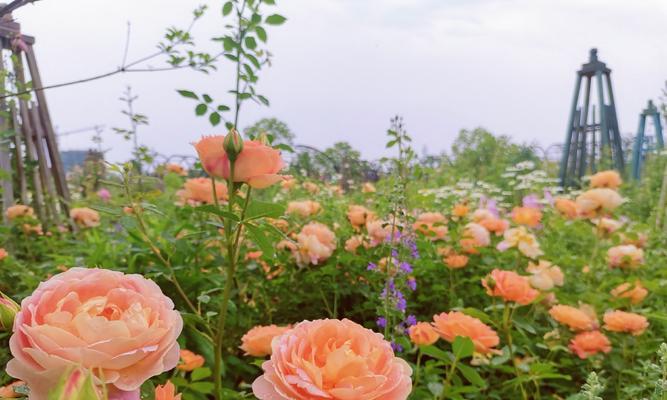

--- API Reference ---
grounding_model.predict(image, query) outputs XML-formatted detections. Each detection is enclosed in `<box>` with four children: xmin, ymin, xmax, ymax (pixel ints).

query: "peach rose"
<box><xmin>526</xmin><ymin>260</ymin><xmax>564</xmax><ymax>291</ymax></box>
<box><xmin>463</xmin><ymin>223</ymin><xmax>490</xmax><ymax>247</ymax></box>
<box><xmin>603</xmin><ymin>311</ymin><xmax>649</xmax><ymax>336</ymax></box>
<box><xmin>287</xmin><ymin>200</ymin><xmax>321</xmax><ymax>218</ymax></box>
<box><xmin>569</xmin><ymin>331</ymin><xmax>611</xmax><ymax>359</ymax></box>
<box><xmin>452</xmin><ymin>203</ymin><xmax>469</xmax><ymax>219</ymax></box>
<box><xmin>482</xmin><ymin>269</ymin><xmax>539</xmax><ymax>305</ymax></box>
<box><xmin>576</xmin><ymin>188</ymin><xmax>624</xmax><ymax>217</ymax></box>
<box><xmin>413</xmin><ymin>212</ymin><xmax>448</xmax><ymax>240</ymax></box>
<box><xmin>0</xmin><ymin>248</ymin><xmax>8</xmax><ymax>261</ymax></box>
<box><xmin>6</xmin><ymin>205</ymin><xmax>35</xmax><ymax>221</ymax></box>
<box><xmin>344</xmin><ymin>235</ymin><xmax>366</xmax><ymax>253</ymax></box>
<box><xmin>479</xmin><ymin>218</ymin><xmax>509</xmax><ymax>236</ymax></box>
<box><xmin>0</xmin><ymin>381</ymin><xmax>24</xmax><ymax>398</ymax></box>
<box><xmin>554</xmin><ymin>198</ymin><xmax>579</xmax><ymax>219</ymax></box>
<box><xmin>607</xmin><ymin>245</ymin><xmax>644</xmax><ymax>269</ymax></box>
<box><xmin>362</xmin><ymin>182</ymin><xmax>376</xmax><ymax>193</ymax></box>
<box><xmin>70</xmin><ymin>207</ymin><xmax>101</xmax><ymax>228</ymax></box>
<box><xmin>240</xmin><ymin>324</ymin><xmax>291</xmax><ymax>357</ymax></box>
<box><xmin>302</xmin><ymin>181</ymin><xmax>320</xmax><ymax>194</ymax></box>
<box><xmin>366</xmin><ymin>219</ymin><xmax>392</xmax><ymax>247</ymax></box>
<box><xmin>177</xmin><ymin>349</ymin><xmax>205</xmax><ymax>371</ymax></box>
<box><xmin>193</xmin><ymin>135</ymin><xmax>284</xmax><ymax>189</ymax></box>
<box><xmin>252</xmin><ymin>319</ymin><xmax>412</xmax><ymax>400</ymax></box>
<box><xmin>472</xmin><ymin>208</ymin><xmax>495</xmax><ymax>222</ymax></box>
<box><xmin>177</xmin><ymin>177</ymin><xmax>228</xmax><ymax>205</ymax></box>
<box><xmin>281</xmin><ymin>177</ymin><xmax>297</xmax><ymax>190</ymax></box>
<box><xmin>6</xmin><ymin>268</ymin><xmax>183</xmax><ymax>399</ymax></box>
<box><xmin>445</xmin><ymin>253</ymin><xmax>469</xmax><ymax>269</ymax></box>
<box><xmin>165</xmin><ymin>163</ymin><xmax>187</xmax><ymax>176</ymax></box>
<box><xmin>511</xmin><ymin>206</ymin><xmax>542</xmax><ymax>228</ymax></box>
<box><xmin>408</xmin><ymin>322</ymin><xmax>439</xmax><ymax>346</ymax></box>
<box><xmin>294</xmin><ymin>222</ymin><xmax>337</xmax><ymax>266</ymax></box>
<box><xmin>548</xmin><ymin>305</ymin><xmax>597</xmax><ymax>331</ymax></box>
<box><xmin>610</xmin><ymin>281</ymin><xmax>647</xmax><ymax>305</ymax></box>
<box><xmin>497</xmin><ymin>226</ymin><xmax>543</xmax><ymax>259</ymax></box>
<box><xmin>155</xmin><ymin>381</ymin><xmax>182</xmax><ymax>400</ymax></box>
<box><xmin>593</xmin><ymin>217</ymin><xmax>623</xmax><ymax>235</ymax></box>
<box><xmin>347</xmin><ymin>205</ymin><xmax>374</xmax><ymax>229</ymax></box>
<box><xmin>432</xmin><ymin>311</ymin><xmax>499</xmax><ymax>354</ymax></box>
<box><xmin>589</xmin><ymin>170</ymin><xmax>622</xmax><ymax>189</ymax></box>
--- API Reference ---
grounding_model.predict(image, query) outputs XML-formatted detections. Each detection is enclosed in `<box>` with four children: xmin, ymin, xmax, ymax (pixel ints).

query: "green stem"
<box><xmin>503</xmin><ymin>303</ymin><xmax>527</xmax><ymax>400</ymax></box>
<box><xmin>439</xmin><ymin>355</ymin><xmax>459</xmax><ymax>400</ymax></box>
<box><xmin>413</xmin><ymin>348</ymin><xmax>423</xmax><ymax>388</ymax></box>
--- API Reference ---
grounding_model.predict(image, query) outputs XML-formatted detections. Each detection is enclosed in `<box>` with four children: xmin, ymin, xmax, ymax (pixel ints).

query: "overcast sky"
<box><xmin>14</xmin><ymin>0</ymin><xmax>667</xmax><ymax>162</ymax></box>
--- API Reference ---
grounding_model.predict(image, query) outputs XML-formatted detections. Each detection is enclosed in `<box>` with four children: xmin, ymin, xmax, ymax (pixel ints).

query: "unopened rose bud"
<box><xmin>49</xmin><ymin>367</ymin><xmax>102</xmax><ymax>400</ymax></box>
<box><xmin>256</xmin><ymin>132</ymin><xmax>271</xmax><ymax>145</ymax></box>
<box><xmin>0</xmin><ymin>292</ymin><xmax>19</xmax><ymax>331</ymax></box>
<box><xmin>223</xmin><ymin>128</ymin><xmax>244</xmax><ymax>161</ymax></box>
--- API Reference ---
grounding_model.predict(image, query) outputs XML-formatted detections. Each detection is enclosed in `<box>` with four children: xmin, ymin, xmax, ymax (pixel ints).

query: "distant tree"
<box><xmin>449</xmin><ymin>127</ymin><xmax>539</xmax><ymax>182</ymax></box>
<box><xmin>244</xmin><ymin>117</ymin><xmax>295</xmax><ymax>146</ymax></box>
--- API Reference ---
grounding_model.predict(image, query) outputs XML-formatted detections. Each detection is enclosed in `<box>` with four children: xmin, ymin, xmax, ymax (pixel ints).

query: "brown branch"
<box><xmin>0</xmin><ymin>0</ymin><xmax>39</xmax><ymax>18</ymax></box>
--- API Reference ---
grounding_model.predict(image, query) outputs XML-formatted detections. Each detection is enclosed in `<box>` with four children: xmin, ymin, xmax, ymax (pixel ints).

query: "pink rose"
<box><xmin>252</xmin><ymin>319</ymin><xmax>412</xmax><ymax>399</ymax></box>
<box><xmin>7</xmin><ymin>268</ymin><xmax>183</xmax><ymax>399</ymax></box>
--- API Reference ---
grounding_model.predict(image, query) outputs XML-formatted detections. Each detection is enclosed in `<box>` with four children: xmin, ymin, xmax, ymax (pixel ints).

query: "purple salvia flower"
<box><xmin>399</xmin><ymin>261</ymin><xmax>413</xmax><ymax>274</ymax></box>
<box><xmin>407</xmin><ymin>277</ymin><xmax>417</xmax><ymax>291</ymax></box>
<box><xmin>367</xmin><ymin>262</ymin><xmax>377</xmax><ymax>271</ymax></box>
<box><xmin>377</xmin><ymin>317</ymin><xmax>387</xmax><ymax>328</ymax></box>
<box><xmin>406</xmin><ymin>314</ymin><xmax>417</xmax><ymax>326</ymax></box>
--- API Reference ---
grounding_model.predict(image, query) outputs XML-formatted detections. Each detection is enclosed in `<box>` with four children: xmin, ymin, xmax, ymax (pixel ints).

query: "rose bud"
<box><xmin>0</xmin><ymin>292</ymin><xmax>19</xmax><ymax>331</ymax></box>
<box><xmin>223</xmin><ymin>128</ymin><xmax>244</xmax><ymax>161</ymax></box>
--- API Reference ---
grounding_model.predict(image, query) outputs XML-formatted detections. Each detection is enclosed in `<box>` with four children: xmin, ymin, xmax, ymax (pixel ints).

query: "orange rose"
<box><xmin>5</xmin><ymin>205</ymin><xmax>34</xmax><ymax>221</ymax></box>
<box><xmin>452</xmin><ymin>203</ymin><xmax>469</xmax><ymax>219</ymax></box>
<box><xmin>445</xmin><ymin>253</ymin><xmax>469</xmax><ymax>269</ymax></box>
<box><xmin>70</xmin><ymin>207</ymin><xmax>101</xmax><ymax>228</ymax></box>
<box><xmin>177</xmin><ymin>349</ymin><xmax>205</xmax><ymax>371</ymax></box>
<box><xmin>432</xmin><ymin>311</ymin><xmax>499</xmax><ymax>354</ymax></box>
<box><xmin>287</xmin><ymin>200</ymin><xmax>321</xmax><ymax>217</ymax></box>
<box><xmin>526</xmin><ymin>260</ymin><xmax>564</xmax><ymax>291</ymax></box>
<box><xmin>607</xmin><ymin>245</ymin><xmax>644</xmax><ymax>269</ymax></box>
<box><xmin>155</xmin><ymin>380</ymin><xmax>182</xmax><ymax>400</ymax></box>
<box><xmin>603</xmin><ymin>311</ymin><xmax>649</xmax><ymax>336</ymax></box>
<box><xmin>194</xmin><ymin>135</ymin><xmax>284</xmax><ymax>189</ymax></box>
<box><xmin>347</xmin><ymin>205</ymin><xmax>374</xmax><ymax>228</ymax></box>
<box><xmin>548</xmin><ymin>305</ymin><xmax>597</xmax><ymax>331</ymax></box>
<box><xmin>165</xmin><ymin>163</ymin><xmax>187</xmax><ymax>176</ymax></box>
<box><xmin>511</xmin><ymin>206</ymin><xmax>542</xmax><ymax>228</ymax></box>
<box><xmin>576</xmin><ymin>188</ymin><xmax>624</xmax><ymax>217</ymax></box>
<box><xmin>482</xmin><ymin>269</ymin><xmax>539</xmax><ymax>305</ymax></box>
<box><xmin>610</xmin><ymin>281</ymin><xmax>647</xmax><ymax>305</ymax></box>
<box><xmin>252</xmin><ymin>319</ymin><xmax>412</xmax><ymax>400</ymax></box>
<box><xmin>177</xmin><ymin>177</ymin><xmax>228</xmax><ymax>205</ymax></box>
<box><xmin>362</xmin><ymin>182</ymin><xmax>376</xmax><ymax>193</ymax></box>
<box><xmin>241</xmin><ymin>325</ymin><xmax>292</xmax><ymax>357</ymax></box>
<box><xmin>554</xmin><ymin>198</ymin><xmax>579</xmax><ymax>219</ymax></box>
<box><xmin>413</xmin><ymin>212</ymin><xmax>448</xmax><ymax>240</ymax></box>
<box><xmin>472</xmin><ymin>208</ymin><xmax>495</xmax><ymax>222</ymax></box>
<box><xmin>302</xmin><ymin>181</ymin><xmax>320</xmax><ymax>194</ymax></box>
<box><xmin>589</xmin><ymin>170</ymin><xmax>622</xmax><ymax>189</ymax></box>
<box><xmin>409</xmin><ymin>322</ymin><xmax>439</xmax><ymax>346</ymax></box>
<box><xmin>569</xmin><ymin>331</ymin><xmax>611</xmax><ymax>359</ymax></box>
<box><xmin>479</xmin><ymin>218</ymin><xmax>509</xmax><ymax>236</ymax></box>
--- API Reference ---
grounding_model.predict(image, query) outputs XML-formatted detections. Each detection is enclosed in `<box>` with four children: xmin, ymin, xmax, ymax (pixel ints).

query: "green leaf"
<box><xmin>190</xmin><ymin>381</ymin><xmax>215</xmax><ymax>394</ymax></box>
<box><xmin>457</xmin><ymin>364</ymin><xmax>486</xmax><ymax>387</ymax></box>
<box><xmin>222</xmin><ymin>1</ymin><xmax>233</xmax><ymax>16</ymax></box>
<box><xmin>245</xmin><ymin>201</ymin><xmax>285</xmax><ymax>220</ymax></box>
<box><xmin>203</xmin><ymin>94</ymin><xmax>213</xmax><ymax>103</ymax></box>
<box><xmin>452</xmin><ymin>336</ymin><xmax>474</xmax><ymax>359</ymax></box>
<box><xmin>209</xmin><ymin>112</ymin><xmax>221</xmax><ymax>126</ymax></box>
<box><xmin>245</xmin><ymin>223</ymin><xmax>275</xmax><ymax>257</ymax></box>
<box><xmin>265</xmin><ymin>14</ymin><xmax>287</xmax><ymax>25</ymax></box>
<box><xmin>191</xmin><ymin>367</ymin><xmax>212</xmax><ymax>381</ymax></box>
<box><xmin>177</xmin><ymin>90</ymin><xmax>198</xmax><ymax>99</ymax></box>
<box><xmin>217</xmin><ymin>105</ymin><xmax>231</xmax><ymax>112</ymax></box>
<box><xmin>263</xmin><ymin>0</ymin><xmax>275</xmax><ymax>4</ymax></box>
<box><xmin>245</xmin><ymin>36</ymin><xmax>258</xmax><ymax>50</ymax></box>
<box><xmin>255</xmin><ymin>26</ymin><xmax>267</xmax><ymax>42</ymax></box>
<box><xmin>420</xmin><ymin>345</ymin><xmax>451</xmax><ymax>362</ymax></box>
<box><xmin>195</xmin><ymin>103</ymin><xmax>207</xmax><ymax>116</ymax></box>
<box><xmin>194</xmin><ymin>205</ymin><xmax>239</xmax><ymax>221</ymax></box>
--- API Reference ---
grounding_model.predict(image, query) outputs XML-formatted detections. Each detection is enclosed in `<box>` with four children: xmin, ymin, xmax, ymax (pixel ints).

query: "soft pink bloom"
<box><xmin>463</xmin><ymin>223</ymin><xmax>490</xmax><ymax>247</ymax></box>
<box><xmin>607</xmin><ymin>245</ymin><xmax>644</xmax><ymax>269</ymax></box>
<box><xmin>97</xmin><ymin>188</ymin><xmax>111</xmax><ymax>202</ymax></box>
<box><xmin>252</xmin><ymin>319</ymin><xmax>412</xmax><ymax>400</ymax></box>
<box><xmin>294</xmin><ymin>222</ymin><xmax>336</xmax><ymax>266</ymax></box>
<box><xmin>6</xmin><ymin>268</ymin><xmax>183</xmax><ymax>399</ymax></box>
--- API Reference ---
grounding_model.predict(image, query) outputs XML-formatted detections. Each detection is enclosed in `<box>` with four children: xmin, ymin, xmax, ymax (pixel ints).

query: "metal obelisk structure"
<box><xmin>559</xmin><ymin>48</ymin><xmax>625</xmax><ymax>187</ymax></box>
<box><xmin>631</xmin><ymin>100</ymin><xmax>664</xmax><ymax>180</ymax></box>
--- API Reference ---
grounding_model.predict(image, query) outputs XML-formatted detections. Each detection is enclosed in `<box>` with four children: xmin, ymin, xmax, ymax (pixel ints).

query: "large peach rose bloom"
<box><xmin>252</xmin><ymin>319</ymin><xmax>412</xmax><ymax>400</ymax></box>
<box><xmin>193</xmin><ymin>135</ymin><xmax>284</xmax><ymax>189</ymax></box>
<box><xmin>432</xmin><ymin>311</ymin><xmax>499</xmax><ymax>354</ymax></box>
<box><xmin>6</xmin><ymin>205</ymin><xmax>35</xmax><ymax>221</ymax></box>
<box><xmin>70</xmin><ymin>207</ymin><xmax>101</xmax><ymax>228</ymax></box>
<box><xmin>607</xmin><ymin>245</ymin><xmax>644</xmax><ymax>269</ymax></box>
<box><xmin>548</xmin><ymin>305</ymin><xmax>597</xmax><ymax>331</ymax></box>
<box><xmin>240</xmin><ymin>324</ymin><xmax>292</xmax><ymax>357</ymax></box>
<box><xmin>554</xmin><ymin>198</ymin><xmax>579</xmax><ymax>219</ymax></box>
<box><xmin>589</xmin><ymin>170</ymin><xmax>622</xmax><ymax>189</ymax></box>
<box><xmin>347</xmin><ymin>205</ymin><xmax>375</xmax><ymax>229</ymax></box>
<box><xmin>294</xmin><ymin>222</ymin><xmax>337</xmax><ymax>266</ymax></box>
<box><xmin>603</xmin><ymin>311</ymin><xmax>649</xmax><ymax>336</ymax></box>
<box><xmin>576</xmin><ymin>188</ymin><xmax>624</xmax><ymax>217</ymax></box>
<box><xmin>6</xmin><ymin>268</ymin><xmax>183</xmax><ymax>399</ymax></box>
<box><xmin>569</xmin><ymin>331</ymin><xmax>611</xmax><ymax>359</ymax></box>
<box><xmin>482</xmin><ymin>269</ymin><xmax>539</xmax><ymax>305</ymax></box>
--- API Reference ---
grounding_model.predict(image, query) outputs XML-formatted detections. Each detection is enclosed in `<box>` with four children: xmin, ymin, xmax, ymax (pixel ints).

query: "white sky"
<box><xmin>14</xmin><ymin>0</ymin><xmax>667</xmax><ymax>162</ymax></box>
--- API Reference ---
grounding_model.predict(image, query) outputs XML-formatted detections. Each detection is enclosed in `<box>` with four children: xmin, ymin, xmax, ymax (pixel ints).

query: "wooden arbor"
<box><xmin>0</xmin><ymin>17</ymin><xmax>70</xmax><ymax>225</ymax></box>
<box><xmin>559</xmin><ymin>48</ymin><xmax>625</xmax><ymax>187</ymax></box>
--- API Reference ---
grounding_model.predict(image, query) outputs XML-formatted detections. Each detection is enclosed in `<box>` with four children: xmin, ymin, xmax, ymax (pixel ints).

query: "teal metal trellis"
<box><xmin>630</xmin><ymin>100</ymin><xmax>664</xmax><ymax>180</ymax></box>
<box><xmin>559</xmin><ymin>48</ymin><xmax>625</xmax><ymax>187</ymax></box>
